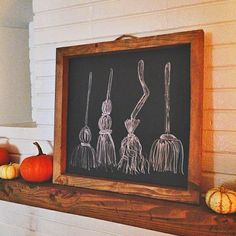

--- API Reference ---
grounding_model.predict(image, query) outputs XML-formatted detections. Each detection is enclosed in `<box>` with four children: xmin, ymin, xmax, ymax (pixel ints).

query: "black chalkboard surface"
<box><xmin>66</xmin><ymin>44</ymin><xmax>190</xmax><ymax>188</ymax></box>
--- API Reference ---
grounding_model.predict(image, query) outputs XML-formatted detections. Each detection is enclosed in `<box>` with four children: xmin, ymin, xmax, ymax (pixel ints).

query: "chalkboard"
<box><xmin>54</xmin><ymin>30</ymin><xmax>204</xmax><ymax>204</ymax></box>
<box><xmin>66</xmin><ymin>44</ymin><xmax>190</xmax><ymax>188</ymax></box>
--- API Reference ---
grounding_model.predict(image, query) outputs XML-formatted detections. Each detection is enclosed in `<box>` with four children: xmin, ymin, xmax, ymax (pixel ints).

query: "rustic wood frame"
<box><xmin>53</xmin><ymin>30</ymin><xmax>204</xmax><ymax>204</ymax></box>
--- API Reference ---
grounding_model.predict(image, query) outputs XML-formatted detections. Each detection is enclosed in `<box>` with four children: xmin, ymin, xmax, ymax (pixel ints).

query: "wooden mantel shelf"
<box><xmin>0</xmin><ymin>179</ymin><xmax>235</xmax><ymax>236</ymax></box>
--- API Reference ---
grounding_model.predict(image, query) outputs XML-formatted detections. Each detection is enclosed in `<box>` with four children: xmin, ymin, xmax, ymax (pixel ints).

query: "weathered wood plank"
<box><xmin>0</xmin><ymin>179</ymin><xmax>235</xmax><ymax>236</ymax></box>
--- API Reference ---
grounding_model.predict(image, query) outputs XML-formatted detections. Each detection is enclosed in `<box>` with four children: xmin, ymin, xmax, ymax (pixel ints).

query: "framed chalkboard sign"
<box><xmin>53</xmin><ymin>30</ymin><xmax>204</xmax><ymax>204</ymax></box>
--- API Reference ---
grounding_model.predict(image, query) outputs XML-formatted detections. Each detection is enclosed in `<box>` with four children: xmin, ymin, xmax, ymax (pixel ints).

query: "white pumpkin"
<box><xmin>0</xmin><ymin>163</ymin><xmax>20</xmax><ymax>180</ymax></box>
<box><xmin>205</xmin><ymin>186</ymin><xmax>236</xmax><ymax>214</ymax></box>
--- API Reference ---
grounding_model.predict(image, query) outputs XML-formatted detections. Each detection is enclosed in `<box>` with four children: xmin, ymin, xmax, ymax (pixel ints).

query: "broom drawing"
<box><xmin>117</xmin><ymin>60</ymin><xmax>150</xmax><ymax>175</ymax></box>
<box><xmin>149</xmin><ymin>62</ymin><xmax>184</xmax><ymax>174</ymax></box>
<box><xmin>96</xmin><ymin>68</ymin><xmax>116</xmax><ymax>171</ymax></box>
<box><xmin>70</xmin><ymin>72</ymin><xmax>96</xmax><ymax>171</ymax></box>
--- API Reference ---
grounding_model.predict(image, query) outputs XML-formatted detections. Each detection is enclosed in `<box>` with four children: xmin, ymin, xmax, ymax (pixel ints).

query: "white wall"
<box><xmin>0</xmin><ymin>0</ymin><xmax>236</xmax><ymax>235</ymax></box>
<box><xmin>0</xmin><ymin>27</ymin><xmax>32</xmax><ymax>126</ymax></box>
<box><xmin>0</xmin><ymin>0</ymin><xmax>33</xmax><ymax>126</ymax></box>
<box><xmin>0</xmin><ymin>0</ymin><xmax>32</xmax><ymax>28</ymax></box>
<box><xmin>0</xmin><ymin>201</ymin><xmax>169</xmax><ymax>236</ymax></box>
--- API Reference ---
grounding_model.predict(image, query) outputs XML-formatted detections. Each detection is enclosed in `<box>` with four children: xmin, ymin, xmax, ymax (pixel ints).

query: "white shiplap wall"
<box><xmin>0</xmin><ymin>201</ymin><xmax>169</xmax><ymax>236</ymax></box>
<box><xmin>0</xmin><ymin>0</ymin><xmax>236</xmax><ymax>235</ymax></box>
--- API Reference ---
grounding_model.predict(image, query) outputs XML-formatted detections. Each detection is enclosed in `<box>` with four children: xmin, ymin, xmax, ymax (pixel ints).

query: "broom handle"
<box><xmin>106</xmin><ymin>68</ymin><xmax>113</xmax><ymax>100</ymax></box>
<box><xmin>84</xmin><ymin>72</ymin><xmax>92</xmax><ymax>126</ymax></box>
<box><xmin>164</xmin><ymin>62</ymin><xmax>171</xmax><ymax>134</ymax></box>
<box><xmin>131</xmin><ymin>60</ymin><xmax>150</xmax><ymax>119</ymax></box>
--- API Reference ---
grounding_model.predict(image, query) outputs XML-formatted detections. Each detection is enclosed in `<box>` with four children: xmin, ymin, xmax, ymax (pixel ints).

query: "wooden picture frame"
<box><xmin>53</xmin><ymin>30</ymin><xmax>204</xmax><ymax>204</ymax></box>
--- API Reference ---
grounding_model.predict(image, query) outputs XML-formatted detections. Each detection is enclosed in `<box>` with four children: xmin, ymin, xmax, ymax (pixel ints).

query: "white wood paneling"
<box><xmin>36</xmin><ymin>94</ymin><xmax>55</xmax><ymax>110</ymax></box>
<box><xmin>33</xmin><ymin>0</ymin><xmax>103</xmax><ymax>13</ymax></box>
<box><xmin>34</xmin><ymin>45</ymin><xmax>56</xmax><ymax>61</ymax></box>
<box><xmin>202</xmin><ymin>172</ymin><xmax>236</xmax><ymax>192</ymax></box>
<box><xmin>0</xmin><ymin>126</ymin><xmax>53</xmax><ymax>141</ymax></box>
<box><xmin>203</xmin><ymin>21</ymin><xmax>236</xmax><ymax>45</ymax></box>
<box><xmin>91</xmin><ymin>12</ymin><xmax>168</xmax><ymax>38</ymax></box>
<box><xmin>35</xmin><ymin>61</ymin><xmax>55</xmax><ymax>77</ymax></box>
<box><xmin>211</xmin><ymin>45</ymin><xmax>236</xmax><ymax>67</ymax></box>
<box><xmin>32</xmin><ymin>21</ymin><xmax>236</xmax><ymax>64</ymax></box>
<box><xmin>205</xmin><ymin>45</ymin><xmax>236</xmax><ymax>68</ymax></box>
<box><xmin>167</xmin><ymin>0</ymin><xmax>221</xmax><ymax>8</ymax></box>
<box><xmin>202</xmin><ymin>152</ymin><xmax>236</xmax><ymax>175</ymax></box>
<box><xmin>35</xmin><ymin>78</ymin><xmax>55</xmax><ymax>94</ymax></box>
<box><xmin>33</xmin><ymin>0</ymin><xmax>232</xmax><ymax>30</ymax></box>
<box><xmin>34</xmin><ymin>4</ymin><xmax>92</xmax><ymax>29</ymax></box>
<box><xmin>166</xmin><ymin>1</ymin><xmax>236</xmax><ymax>28</ymax></box>
<box><xmin>0</xmin><ymin>222</ymin><xmax>50</xmax><ymax>236</ymax></box>
<box><xmin>204</xmin><ymin>89</ymin><xmax>236</xmax><ymax>110</ymax></box>
<box><xmin>36</xmin><ymin>110</ymin><xmax>54</xmax><ymax>125</ymax></box>
<box><xmin>205</xmin><ymin>67</ymin><xmax>236</xmax><ymax>89</ymax></box>
<box><xmin>34</xmin><ymin>22</ymin><xmax>92</xmax><ymax>45</ymax></box>
<box><xmin>0</xmin><ymin>201</ymin><xmax>171</xmax><ymax>236</ymax></box>
<box><xmin>92</xmin><ymin>0</ymin><xmax>167</xmax><ymax>21</ymax></box>
<box><xmin>203</xmin><ymin>130</ymin><xmax>236</xmax><ymax>153</ymax></box>
<box><xmin>203</xmin><ymin>110</ymin><xmax>236</xmax><ymax>130</ymax></box>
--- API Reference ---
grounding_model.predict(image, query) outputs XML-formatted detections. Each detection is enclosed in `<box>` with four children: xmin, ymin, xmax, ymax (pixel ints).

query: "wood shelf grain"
<box><xmin>0</xmin><ymin>179</ymin><xmax>235</xmax><ymax>235</ymax></box>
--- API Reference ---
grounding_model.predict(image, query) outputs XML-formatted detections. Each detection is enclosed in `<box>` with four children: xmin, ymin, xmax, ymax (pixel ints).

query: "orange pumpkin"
<box><xmin>20</xmin><ymin>142</ymin><xmax>53</xmax><ymax>183</ymax></box>
<box><xmin>0</xmin><ymin>148</ymin><xmax>10</xmax><ymax>165</ymax></box>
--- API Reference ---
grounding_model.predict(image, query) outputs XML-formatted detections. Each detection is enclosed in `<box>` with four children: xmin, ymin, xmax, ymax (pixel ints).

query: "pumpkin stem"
<box><xmin>33</xmin><ymin>142</ymin><xmax>45</xmax><ymax>155</ymax></box>
<box><xmin>220</xmin><ymin>186</ymin><xmax>226</xmax><ymax>193</ymax></box>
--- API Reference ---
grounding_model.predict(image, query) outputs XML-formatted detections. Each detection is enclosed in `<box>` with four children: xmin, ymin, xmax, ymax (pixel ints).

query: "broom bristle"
<box><xmin>118</xmin><ymin>133</ymin><xmax>149</xmax><ymax>175</ymax></box>
<box><xmin>149</xmin><ymin>137</ymin><xmax>184</xmax><ymax>174</ymax></box>
<box><xmin>96</xmin><ymin>133</ymin><xmax>116</xmax><ymax>171</ymax></box>
<box><xmin>70</xmin><ymin>144</ymin><xmax>96</xmax><ymax>171</ymax></box>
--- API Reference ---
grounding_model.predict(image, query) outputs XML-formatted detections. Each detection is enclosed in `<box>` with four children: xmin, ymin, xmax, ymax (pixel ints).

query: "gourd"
<box><xmin>0</xmin><ymin>163</ymin><xmax>20</xmax><ymax>179</ymax></box>
<box><xmin>20</xmin><ymin>142</ymin><xmax>53</xmax><ymax>183</ymax></box>
<box><xmin>0</xmin><ymin>148</ymin><xmax>10</xmax><ymax>165</ymax></box>
<box><xmin>205</xmin><ymin>186</ymin><xmax>236</xmax><ymax>214</ymax></box>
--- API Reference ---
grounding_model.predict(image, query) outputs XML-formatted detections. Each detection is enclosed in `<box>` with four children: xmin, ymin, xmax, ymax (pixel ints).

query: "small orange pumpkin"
<box><xmin>20</xmin><ymin>142</ymin><xmax>53</xmax><ymax>183</ymax></box>
<box><xmin>205</xmin><ymin>186</ymin><xmax>236</xmax><ymax>214</ymax></box>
